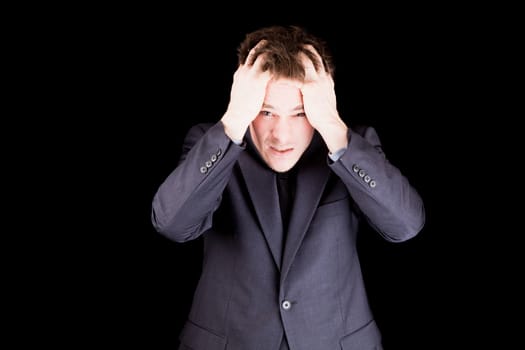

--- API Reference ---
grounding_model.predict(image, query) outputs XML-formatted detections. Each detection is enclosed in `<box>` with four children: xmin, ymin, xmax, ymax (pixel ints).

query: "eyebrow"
<box><xmin>262</xmin><ymin>104</ymin><xmax>304</xmax><ymax>112</ymax></box>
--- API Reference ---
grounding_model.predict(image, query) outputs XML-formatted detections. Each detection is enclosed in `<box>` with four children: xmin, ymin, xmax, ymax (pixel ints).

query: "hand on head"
<box><xmin>221</xmin><ymin>40</ymin><xmax>273</xmax><ymax>142</ymax></box>
<box><xmin>222</xmin><ymin>38</ymin><xmax>347</xmax><ymax>153</ymax></box>
<box><xmin>299</xmin><ymin>46</ymin><xmax>348</xmax><ymax>153</ymax></box>
<box><xmin>297</xmin><ymin>46</ymin><xmax>339</xmax><ymax>130</ymax></box>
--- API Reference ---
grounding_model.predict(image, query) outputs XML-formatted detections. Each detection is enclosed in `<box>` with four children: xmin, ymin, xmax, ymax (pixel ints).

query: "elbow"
<box><xmin>151</xmin><ymin>208</ymin><xmax>197</xmax><ymax>243</ymax></box>
<box><xmin>401</xmin><ymin>214</ymin><xmax>425</xmax><ymax>241</ymax></box>
<box><xmin>394</xmin><ymin>203</ymin><xmax>426</xmax><ymax>242</ymax></box>
<box><xmin>379</xmin><ymin>203</ymin><xmax>426</xmax><ymax>243</ymax></box>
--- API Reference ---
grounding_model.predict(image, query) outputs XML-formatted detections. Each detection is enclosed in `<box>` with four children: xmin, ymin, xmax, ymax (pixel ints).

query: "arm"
<box><xmin>299</xmin><ymin>47</ymin><xmax>424</xmax><ymax>241</ymax></box>
<box><xmin>151</xmin><ymin>41</ymin><xmax>272</xmax><ymax>243</ymax></box>
<box><xmin>221</xmin><ymin>40</ymin><xmax>272</xmax><ymax>142</ymax></box>
<box><xmin>151</xmin><ymin>122</ymin><xmax>244</xmax><ymax>242</ymax></box>
<box><xmin>329</xmin><ymin>126</ymin><xmax>425</xmax><ymax>242</ymax></box>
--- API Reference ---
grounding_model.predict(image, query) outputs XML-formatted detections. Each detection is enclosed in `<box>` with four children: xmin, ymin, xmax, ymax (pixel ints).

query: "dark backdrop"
<box><xmin>61</xmin><ymin>8</ymin><xmax>495</xmax><ymax>349</ymax></box>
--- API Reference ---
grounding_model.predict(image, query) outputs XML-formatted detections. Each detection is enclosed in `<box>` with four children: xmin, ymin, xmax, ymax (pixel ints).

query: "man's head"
<box><xmin>238</xmin><ymin>26</ymin><xmax>333</xmax><ymax>173</ymax></box>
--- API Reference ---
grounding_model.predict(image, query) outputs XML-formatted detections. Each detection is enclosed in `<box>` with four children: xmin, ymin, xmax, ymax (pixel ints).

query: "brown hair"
<box><xmin>237</xmin><ymin>25</ymin><xmax>334</xmax><ymax>80</ymax></box>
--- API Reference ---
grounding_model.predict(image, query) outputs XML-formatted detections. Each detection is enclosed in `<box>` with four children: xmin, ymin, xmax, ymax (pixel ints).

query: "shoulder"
<box><xmin>351</xmin><ymin>124</ymin><xmax>381</xmax><ymax>144</ymax></box>
<box><xmin>183</xmin><ymin>122</ymin><xmax>216</xmax><ymax>142</ymax></box>
<box><xmin>187</xmin><ymin>122</ymin><xmax>215</xmax><ymax>136</ymax></box>
<box><xmin>182</xmin><ymin>122</ymin><xmax>229</xmax><ymax>150</ymax></box>
<box><xmin>351</xmin><ymin>124</ymin><xmax>376</xmax><ymax>137</ymax></box>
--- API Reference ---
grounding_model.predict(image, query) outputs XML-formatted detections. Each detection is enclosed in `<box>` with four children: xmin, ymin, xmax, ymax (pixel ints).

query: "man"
<box><xmin>151</xmin><ymin>25</ymin><xmax>425</xmax><ymax>350</ymax></box>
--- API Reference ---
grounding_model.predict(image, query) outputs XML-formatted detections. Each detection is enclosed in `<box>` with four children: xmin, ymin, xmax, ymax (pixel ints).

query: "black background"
<box><xmin>25</xmin><ymin>5</ymin><xmax>508</xmax><ymax>349</ymax></box>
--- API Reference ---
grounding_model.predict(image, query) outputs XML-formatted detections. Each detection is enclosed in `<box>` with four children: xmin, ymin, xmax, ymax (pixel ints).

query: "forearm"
<box><xmin>221</xmin><ymin>109</ymin><xmax>254</xmax><ymax>143</ymax></box>
<box><xmin>329</xmin><ymin>127</ymin><xmax>425</xmax><ymax>241</ymax></box>
<box><xmin>151</xmin><ymin>122</ymin><xmax>245</xmax><ymax>242</ymax></box>
<box><xmin>316</xmin><ymin>117</ymin><xmax>349</xmax><ymax>155</ymax></box>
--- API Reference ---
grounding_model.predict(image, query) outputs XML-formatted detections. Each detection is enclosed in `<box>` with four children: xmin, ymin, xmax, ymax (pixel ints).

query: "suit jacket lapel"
<box><xmin>238</xmin><ymin>131</ymin><xmax>330</xmax><ymax>275</ymax></box>
<box><xmin>281</xmin><ymin>134</ymin><xmax>330</xmax><ymax>282</ymax></box>
<box><xmin>239</xmin><ymin>151</ymin><xmax>284</xmax><ymax>271</ymax></box>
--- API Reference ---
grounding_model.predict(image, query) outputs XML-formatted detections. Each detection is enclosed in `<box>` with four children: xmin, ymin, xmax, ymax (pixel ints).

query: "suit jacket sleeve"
<box><xmin>151</xmin><ymin>122</ymin><xmax>244</xmax><ymax>242</ymax></box>
<box><xmin>329</xmin><ymin>126</ymin><xmax>425</xmax><ymax>242</ymax></box>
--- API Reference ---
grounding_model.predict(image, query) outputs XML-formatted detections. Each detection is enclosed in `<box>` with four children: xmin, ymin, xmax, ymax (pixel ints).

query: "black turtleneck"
<box><xmin>276</xmin><ymin>168</ymin><xmax>296</xmax><ymax>235</ymax></box>
<box><xmin>245</xmin><ymin>131</ymin><xmax>298</xmax><ymax>236</ymax></box>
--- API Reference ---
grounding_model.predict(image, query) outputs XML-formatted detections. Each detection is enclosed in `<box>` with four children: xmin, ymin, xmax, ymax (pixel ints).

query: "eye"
<box><xmin>296</xmin><ymin>112</ymin><xmax>306</xmax><ymax>117</ymax></box>
<box><xmin>260</xmin><ymin>111</ymin><xmax>274</xmax><ymax>118</ymax></box>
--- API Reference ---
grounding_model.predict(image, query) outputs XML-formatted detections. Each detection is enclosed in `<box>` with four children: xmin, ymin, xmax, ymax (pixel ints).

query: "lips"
<box><xmin>269</xmin><ymin>146</ymin><xmax>294</xmax><ymax>156</ymax></box>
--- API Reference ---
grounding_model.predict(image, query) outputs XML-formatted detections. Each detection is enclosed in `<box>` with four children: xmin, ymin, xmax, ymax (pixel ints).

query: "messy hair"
<box><xmin>237</xmin><ymin>25</ymin><xmax>334</xmax><ymax>81</ymax></box>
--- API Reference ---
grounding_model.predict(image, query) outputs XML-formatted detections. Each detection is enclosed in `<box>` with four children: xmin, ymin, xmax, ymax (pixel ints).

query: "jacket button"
<box><xmin>369</xmin><ymin>180</ymin><xmax>376</xmax><ymax>188</ymax></box>
<box><xmin>205</xmin><ymin>160</ymin><xmax>213</xmax><ymax>168</ymax></box>
<box><xmin>282</xmin><ymin>300</ymin><xmax>291</xmax><ymax>310</ymax></box>
<box><xmin>352</xmin><ymin>164</ymin><xmax>359</xmax><ymax>173</ymax></box>
<box><xmin>200</xmin><ymin>166</ymin><xmax>207</xmax><ymax>174</ymax></box>
<box><xmin>364</xmin><ymin>175</ymin><xmax>371</xmax><ymax>183</ymax></box>
<box><xmin>358</xmin><ymin>169</ymin><xmax>366</xmax><ymax>177</ymax></box>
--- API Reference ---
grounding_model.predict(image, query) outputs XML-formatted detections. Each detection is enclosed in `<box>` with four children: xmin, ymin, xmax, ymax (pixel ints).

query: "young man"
<box><xmin>151</xmin><ymin>25</ymin><xmax>425</xmax><ymax>350</ymax></box>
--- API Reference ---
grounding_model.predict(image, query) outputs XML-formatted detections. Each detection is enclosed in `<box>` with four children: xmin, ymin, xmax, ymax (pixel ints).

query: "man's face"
<box><xmin>250</xmin><ymin>78</ymin><xmax>315</xmax><ymax>173</ymax></box>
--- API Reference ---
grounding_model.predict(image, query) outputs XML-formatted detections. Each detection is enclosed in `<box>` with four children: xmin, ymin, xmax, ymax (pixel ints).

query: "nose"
<box><xmin>271</xmin><ymin>117</ymin><xmax>292</xmax><ymax>144</ymax></box>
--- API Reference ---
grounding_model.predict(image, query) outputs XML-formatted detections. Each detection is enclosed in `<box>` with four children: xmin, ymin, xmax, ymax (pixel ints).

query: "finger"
<box><xmin>299</xmin><ymin>52</ymin><xmax>319</xmax><ymax>81</ymax></box>
<box><xmin>251</xmin><ymin>51</ymin><xmax>268</xmax><ymax>72</ymax></box>
<box><xmin>304</xmin><ymin>45</ymin><xmax>328</xmax><ymax>75</ymax></box>
<box><xmin>245</xmin><ymin>40</ymin><xmax>267</xmax><ymax>66</ymax></box>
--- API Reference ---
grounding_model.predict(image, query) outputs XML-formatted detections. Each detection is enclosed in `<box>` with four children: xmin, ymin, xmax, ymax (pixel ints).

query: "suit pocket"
<box><xmin>340</xmin><ymin>320</ymin><xmax>382</xmax><ymax>349</ymax></box>
<box><xmin>313</xmin><ymin>197</ymin><xmax>351</xmax><ymax>223</ymax></box>
<box><xmin>179</xmin><ymin>320</ymin><xmax>227</xmax><ymax>350</ymax></box>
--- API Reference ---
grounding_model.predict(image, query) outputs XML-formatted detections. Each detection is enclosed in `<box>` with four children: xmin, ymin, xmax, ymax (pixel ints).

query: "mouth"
<box><xmin>269</xmin><ymin>146</ymin><xmax>294</xmax><ymax>157</ymax></box>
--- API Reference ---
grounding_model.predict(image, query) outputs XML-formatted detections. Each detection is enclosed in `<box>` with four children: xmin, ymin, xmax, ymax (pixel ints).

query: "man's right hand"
<box><xmin>221</xmin><ymin>40</ymin><xmax>272</xmax><ymax>142</ymax></box>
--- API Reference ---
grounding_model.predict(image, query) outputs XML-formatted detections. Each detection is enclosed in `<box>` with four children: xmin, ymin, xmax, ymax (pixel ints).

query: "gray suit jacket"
<box><xmin>151</xmin><ymin>122</ymin><xmax>425</xmax><ymax>350</ymax></box>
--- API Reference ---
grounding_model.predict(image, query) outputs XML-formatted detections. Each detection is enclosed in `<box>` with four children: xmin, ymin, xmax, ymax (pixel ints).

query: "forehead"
<box><xmin>265</xmin><ymin>78</ymin><xmax>303</xmax><ymax>106</ymax></box>
<box><xmin>269</xmin><ymin>76</ymin><xmax>303</xmax><ymax>88</ymax></box>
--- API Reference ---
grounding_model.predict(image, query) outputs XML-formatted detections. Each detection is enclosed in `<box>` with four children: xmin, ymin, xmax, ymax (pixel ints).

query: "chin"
<box><xmin>270</xmin><ymin>162</ymin><xmax>294</xmax><ymax>173</ymax></box>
